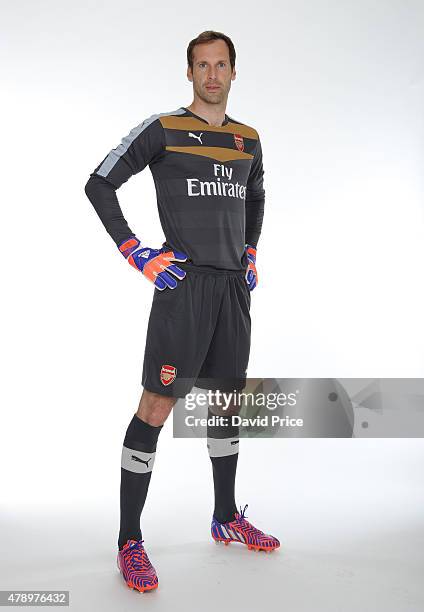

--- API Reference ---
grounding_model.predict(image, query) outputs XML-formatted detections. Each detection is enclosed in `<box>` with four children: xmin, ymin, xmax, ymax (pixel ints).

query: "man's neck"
<box><xmin>185</xmin><ymin>101</ymin><xmax>227</xmax><ymax>127</ymax></box>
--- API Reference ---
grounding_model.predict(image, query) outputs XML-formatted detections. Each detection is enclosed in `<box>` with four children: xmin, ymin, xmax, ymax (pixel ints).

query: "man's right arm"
<box><xmin>84</xmin><ymin>115</ymin><xmax>164</xmax><ymax>246</ymax></box>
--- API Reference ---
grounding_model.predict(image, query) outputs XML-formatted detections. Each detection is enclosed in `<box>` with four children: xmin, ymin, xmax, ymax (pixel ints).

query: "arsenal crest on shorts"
<box><xmin>160</xmin><ymin>364</ymin><xmax>177</xmax><ymax>386</ymax></box>
<box><xmin>234</xmin><ymin>133</ymin><xmax>244</xmax><ymax>152</ymax></box>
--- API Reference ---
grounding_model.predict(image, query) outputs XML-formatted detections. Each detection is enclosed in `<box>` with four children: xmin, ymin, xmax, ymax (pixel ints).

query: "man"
<box><xmin>84</xmin><ymin>30</ymin><xmax>279</xmax><ymax>594</ymax></box>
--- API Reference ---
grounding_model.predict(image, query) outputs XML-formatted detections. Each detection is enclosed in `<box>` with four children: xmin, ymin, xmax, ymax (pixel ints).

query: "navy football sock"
<box><xmin>118</xmin><ymin>414</ymin><xmax>163</xmax><ymax>550</ymax></box>
<box><xmin>207</xmin><ymin>407</ymin><xmax>239</xmax><ymax>524</ymax></box>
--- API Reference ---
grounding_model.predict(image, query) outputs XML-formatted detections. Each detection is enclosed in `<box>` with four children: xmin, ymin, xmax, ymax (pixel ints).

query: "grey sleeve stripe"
<box><xmin>207</xmin><ymin>436</ymin><xmax>239</xmax><ymax>458</ymax></box>
<box><xmin>121</xmin><ymin>445</ymin><xmax>156</xmax><ymax>473</ymax></box>
<box><xmin>96</xmin><ymin>107</ymin><xmax>186</xmax><ymax>179</ymax></box>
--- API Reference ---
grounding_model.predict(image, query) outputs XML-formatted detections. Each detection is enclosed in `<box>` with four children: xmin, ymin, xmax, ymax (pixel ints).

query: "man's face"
<box><xmin>187</xmin><ymin>39</ymin><xmax>236</xmax><ymax>105</ymax></box>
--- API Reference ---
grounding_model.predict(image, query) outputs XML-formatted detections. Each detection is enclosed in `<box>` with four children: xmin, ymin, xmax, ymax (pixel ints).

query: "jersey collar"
<box><xmin>181</xmin><ymin>106</ymin><xmax>229</xmax><ymax>127</ymax></box>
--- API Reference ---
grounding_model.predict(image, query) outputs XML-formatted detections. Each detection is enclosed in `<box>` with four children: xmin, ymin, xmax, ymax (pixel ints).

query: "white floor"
<box><xmin>1</xmin><ymin>438</ymin><xmax>424</xmax><ymax>611</ymax></box>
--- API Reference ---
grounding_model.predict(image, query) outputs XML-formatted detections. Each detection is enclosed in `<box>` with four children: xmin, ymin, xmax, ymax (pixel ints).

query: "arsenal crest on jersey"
<box><xmin>234</xmin><ymin>133</ymin><xmax>244</xmax><ymax>152</ymax></box>
<box><xmin>160</xmin><ymin>364</ymin><xmax>177</xmax><ymax>386</ymax></box>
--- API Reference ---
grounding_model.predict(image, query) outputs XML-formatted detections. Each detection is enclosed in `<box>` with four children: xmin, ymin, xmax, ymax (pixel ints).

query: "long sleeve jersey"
<box><xmin>84</xmin><ymin>106</ymin><xmax>265</xmax><ymax>271</ymax></box>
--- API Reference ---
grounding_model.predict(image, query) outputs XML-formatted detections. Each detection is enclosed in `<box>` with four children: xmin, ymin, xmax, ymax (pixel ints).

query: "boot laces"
<box><xmin>234</xmin><ymin>504</ymin><xmax>265</xmax><ymax>535</ymax></box>
<box><xmin>124</xmin><ymin>539</ymin><xmax>147</xmax><ymax>571</ymax></box>
<box><xmin>234</xmin><ymin>503</ymin><xmax>250</xmax><ymax>525</ymax></box>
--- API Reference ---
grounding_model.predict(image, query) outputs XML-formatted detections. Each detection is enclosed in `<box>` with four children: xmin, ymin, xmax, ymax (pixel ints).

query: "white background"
<box><xmin>1</xmin><ymin>1</ymin><xmax>424</xmax><ymax>610</ymax></box>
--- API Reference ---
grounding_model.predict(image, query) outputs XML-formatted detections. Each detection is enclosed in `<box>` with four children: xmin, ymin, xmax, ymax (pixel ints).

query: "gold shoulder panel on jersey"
<box><xmin>165</xmin><ymin>146</ymin><xmax>254</xmax><ymax>162</ymax></box>
<box><xmin>159</xmin><ymin>116</ymin><xmax>258</xmax><ymax>140</ymax></box>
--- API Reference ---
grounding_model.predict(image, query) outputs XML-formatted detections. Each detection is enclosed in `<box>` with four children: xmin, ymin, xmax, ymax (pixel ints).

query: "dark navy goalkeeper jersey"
<box><xmin>85</xmin><ymin>106</ymin><xmax>265</xmax><ymax>271</ymax></box>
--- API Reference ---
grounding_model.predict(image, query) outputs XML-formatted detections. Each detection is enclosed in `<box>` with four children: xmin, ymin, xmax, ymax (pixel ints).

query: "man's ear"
<box><xmin>232</xmin><ymin>68</ymin><xmax>237</xmax><ymax>81</ymax></box>
<box><xmin>187</xmin><ymin>66</ymin><xmax>193</xmax><ymax>82</ymax></box>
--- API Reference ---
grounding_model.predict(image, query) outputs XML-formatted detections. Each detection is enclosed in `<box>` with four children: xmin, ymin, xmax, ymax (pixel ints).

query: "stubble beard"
<box><xmin>194</xmin><ymin>81</ymin><xmax>230</xmax><ymax>106</ymax></box>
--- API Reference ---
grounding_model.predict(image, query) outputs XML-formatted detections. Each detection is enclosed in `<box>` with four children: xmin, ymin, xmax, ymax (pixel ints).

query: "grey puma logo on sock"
<box><xmin>131</xmin><ymin>455</ymin><xmax>152</xmax><ymax>468</ymax></box>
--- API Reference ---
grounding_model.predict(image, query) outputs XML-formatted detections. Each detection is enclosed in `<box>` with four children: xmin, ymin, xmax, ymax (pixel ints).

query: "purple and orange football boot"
<box><xmin>211</xmin><ymin>504</ymin><xmax>280</xmax><ymax>552</ymax></box>
<box><xmin>117</xmin><ymin>539</ymin><xmax>158</xmax><ymax>592</ymax></box>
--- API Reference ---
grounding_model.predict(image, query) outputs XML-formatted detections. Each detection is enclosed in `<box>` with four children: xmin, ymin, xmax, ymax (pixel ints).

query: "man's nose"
<box><xmin>207</xmin><ymin>67</ymin><xmax>217</xmax><ymax>80</ymax></box>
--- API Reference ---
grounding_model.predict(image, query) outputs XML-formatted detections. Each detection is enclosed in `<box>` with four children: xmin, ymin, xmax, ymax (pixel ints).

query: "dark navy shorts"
<box><xmin>141</xmin><ymin>262</ymin><xmax>251</xmax><ymax>398</ymax></box>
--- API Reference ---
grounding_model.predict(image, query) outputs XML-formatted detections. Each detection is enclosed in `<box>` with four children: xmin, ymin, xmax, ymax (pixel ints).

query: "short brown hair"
<box><xmin>187</xmin><ymin>30</ymin><xmax>236</xmax><ymax>71</ymax></box>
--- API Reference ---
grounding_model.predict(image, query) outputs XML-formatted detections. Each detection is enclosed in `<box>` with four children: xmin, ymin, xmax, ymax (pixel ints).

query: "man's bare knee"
<box><xmin>136</xmin><ymin>389</ymin><xmax>177</xmax><ymax>426</ymax></box>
